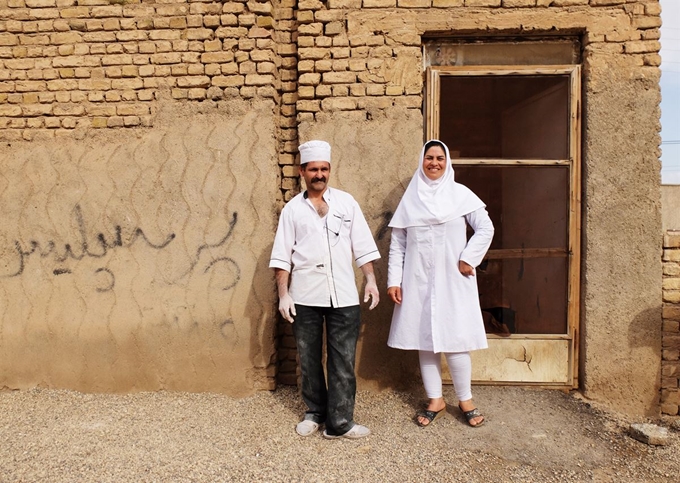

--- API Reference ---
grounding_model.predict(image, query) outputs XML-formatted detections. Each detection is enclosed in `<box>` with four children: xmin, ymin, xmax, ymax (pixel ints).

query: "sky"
<box><xmin>661</xmin><ymin>0</ymin><xmax>680</xmax><ymax>184</ymax></box>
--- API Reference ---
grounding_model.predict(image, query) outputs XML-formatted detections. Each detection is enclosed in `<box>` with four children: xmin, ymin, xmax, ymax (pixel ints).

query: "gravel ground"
<box><xmin>1</xmin><ymin>385</ymin><xmax>678</xmax><ymax>482</ymax></box>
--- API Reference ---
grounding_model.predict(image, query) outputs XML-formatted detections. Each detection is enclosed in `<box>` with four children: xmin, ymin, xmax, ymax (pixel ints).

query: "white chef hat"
<box><xmin>299</xmin><ymin>140</ymin><xmax>331</xmax><ymax>165</ymax></box>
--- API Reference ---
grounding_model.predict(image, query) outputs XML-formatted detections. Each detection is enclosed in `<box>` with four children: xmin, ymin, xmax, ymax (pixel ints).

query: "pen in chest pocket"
<box><xmin>325</xmin><ymin>213</ymin><xmax>345</xmax><ymax>236</ymax></box>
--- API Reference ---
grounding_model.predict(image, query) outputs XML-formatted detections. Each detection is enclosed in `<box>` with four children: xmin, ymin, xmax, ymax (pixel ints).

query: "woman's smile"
<box><xmin>422</xmin><ymin>145</ymin><xmax>447</xmax><ymax>181</ymax></box>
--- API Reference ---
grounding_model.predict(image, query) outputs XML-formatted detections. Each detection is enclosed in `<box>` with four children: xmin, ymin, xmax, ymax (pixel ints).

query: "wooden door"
<box><xmin>427</xmin><ymin>65</ymin><xmax>581</xmax><ymax>387</ymax></box>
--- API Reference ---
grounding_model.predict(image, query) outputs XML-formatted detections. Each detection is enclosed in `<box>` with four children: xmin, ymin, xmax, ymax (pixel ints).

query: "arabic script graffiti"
<box><xmin>1</xmin><ymin>205</ymin><xmax>240</xmax><ymax>293</ymax></box>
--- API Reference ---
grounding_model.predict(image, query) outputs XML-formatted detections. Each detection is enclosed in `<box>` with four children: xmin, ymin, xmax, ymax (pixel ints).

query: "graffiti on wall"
<box><xmin>1</xmin><ymin>204</ymin><xmax>241</xmax><ymax>293</ymax></box>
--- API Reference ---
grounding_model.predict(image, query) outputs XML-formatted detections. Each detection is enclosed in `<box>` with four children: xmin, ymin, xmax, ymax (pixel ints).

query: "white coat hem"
<box><xmin>387</xmin><ymin>342</ymin><xmax>489</xmax><ymax>352</ymax></box>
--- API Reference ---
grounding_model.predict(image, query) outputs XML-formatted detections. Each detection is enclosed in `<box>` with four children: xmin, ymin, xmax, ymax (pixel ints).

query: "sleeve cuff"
<box><xmin>269</xmin><ymin>259</ymin><xmax>292</xmax><ymax>271</ymax></box>
<box><xmin>355</xmin><ymin>250</ymin><xmax>381</xmax><ymax>267</ymax></box>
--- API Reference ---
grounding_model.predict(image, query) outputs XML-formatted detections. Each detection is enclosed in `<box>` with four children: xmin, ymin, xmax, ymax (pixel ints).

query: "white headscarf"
<box><xmin>389</xmin><ymin>140</ymin><xmax>485</xmax><ymax>229</ymax></box>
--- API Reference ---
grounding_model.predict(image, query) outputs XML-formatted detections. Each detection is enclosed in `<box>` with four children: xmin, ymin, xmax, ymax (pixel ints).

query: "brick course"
<box><xmin>662</xmin><ymin>230</ymin><xmax>680</xmax><ymax>415</ymax></box>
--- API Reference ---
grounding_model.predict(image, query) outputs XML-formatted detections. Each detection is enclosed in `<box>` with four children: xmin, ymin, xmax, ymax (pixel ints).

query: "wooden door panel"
<box><xmin>443</xmin><ymin>339</ymin><xmax>570</xmax><ymax>385</ymax></box>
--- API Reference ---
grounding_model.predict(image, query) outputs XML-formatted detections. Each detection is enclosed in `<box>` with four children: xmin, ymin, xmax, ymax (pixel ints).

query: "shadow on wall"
<box><xmin>627</xmin><ymin>305</ymin><xmax>663</xmax><ymax>415</ymax></box>
<box><xmin>247</xmin><ymin>241</ymin><xmax>278</xmax><ymax>390</ymax></box>
<box><xmin>356</xmin><ymin>178</ymin><xmax>422</xmax><ymax>392</ymax></box>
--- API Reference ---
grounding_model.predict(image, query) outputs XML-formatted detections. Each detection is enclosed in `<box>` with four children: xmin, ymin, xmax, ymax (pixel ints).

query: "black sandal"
<box><xmin>415</xmin><ymin>407</ymin><xmax>446</xmax><ymax>427</ymax></box>
<box><xmin>459</xmin><ymin>405</ymin><xmax>485</xmax><ymax>427</ymax></box>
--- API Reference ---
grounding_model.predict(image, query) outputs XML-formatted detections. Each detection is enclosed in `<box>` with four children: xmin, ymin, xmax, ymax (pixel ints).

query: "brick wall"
<box><xmin>0</xmin><ymin>0</ymin><xmax>298</xmax><ymax>171</ymax></box>
<box><xmin>0</xmin><ymin>1</ymin><xmax>665</xmax><ymax>396</ymax></box>
<box><xmin>662</xmin><ymin>230</ymin><xmax>680</xmax><ymax>416</ymax></box>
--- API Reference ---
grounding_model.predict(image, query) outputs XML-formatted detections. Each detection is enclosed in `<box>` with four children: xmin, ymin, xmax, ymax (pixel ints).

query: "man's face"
<box><xmin>300</xmin><ymin>161</ymin><xmax>331</xmax><ymax>193</ymax></box>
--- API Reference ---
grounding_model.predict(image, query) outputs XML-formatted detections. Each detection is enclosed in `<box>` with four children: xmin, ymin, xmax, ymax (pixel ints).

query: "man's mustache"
<box><xmin>311</xmin><ymin>177</ymin><xmax>326</xmax><ymax>183</ymax></box>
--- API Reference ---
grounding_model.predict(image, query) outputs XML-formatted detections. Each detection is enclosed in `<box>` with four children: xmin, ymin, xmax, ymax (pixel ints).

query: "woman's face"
<box><xmin>422</xmin><ymin>145</ymin><xmax>447</xmax><ymax>181</ymax></box>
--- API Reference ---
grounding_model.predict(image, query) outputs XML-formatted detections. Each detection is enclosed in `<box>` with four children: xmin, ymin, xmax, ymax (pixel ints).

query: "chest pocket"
<box><xmin>325</xmin><ymin>212</ymin><xmax>351</xmax><ymax>239</ymax></box>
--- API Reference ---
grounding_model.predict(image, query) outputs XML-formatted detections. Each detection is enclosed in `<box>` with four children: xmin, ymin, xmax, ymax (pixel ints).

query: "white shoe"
<box><xmin>323</xmin><ymin>424</ymin><xmax>371</xmax><ymax>440</ymax></box>
<box><xmin>296</xmin><ymin>419</ymin><xmax>320</xmax><ymax>437</ymax></box>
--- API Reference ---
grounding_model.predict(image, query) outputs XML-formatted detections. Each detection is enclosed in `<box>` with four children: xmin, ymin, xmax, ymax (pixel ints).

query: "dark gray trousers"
<box><xmin>293</xmin><ymin>304</ymin><xmax>361</xmax><ymax>436</ymax></box>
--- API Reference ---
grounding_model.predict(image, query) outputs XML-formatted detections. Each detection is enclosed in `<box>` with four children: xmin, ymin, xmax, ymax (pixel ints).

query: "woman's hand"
<box><xmin>459</xmin><ymin>260</ymin><xmax>475</xmax><ymax>276</ymax></box>
<box><xmin>387</xmin><ymin>286</ymin><xmax>402</xmax><ymax>305</ymax></box>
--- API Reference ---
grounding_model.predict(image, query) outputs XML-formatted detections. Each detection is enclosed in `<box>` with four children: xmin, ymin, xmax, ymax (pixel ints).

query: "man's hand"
<box><xmin>274</xmin><ymin>268</ymin><xmax>296</xmax><ymax>323</ymax></box>
<box><xmin>364</xmin><ymin>280</ymin><xmax>379</xmax><ymax>310</ymax></box>
<box><xmin>459</xmin><ymin>260</ymin><xmax>475</xmax><ymax>276</ymax></box>
<box><xmin>278</xmin><ymin>293</ymin><xmax>296</xmax><ymax>323</ymax></box>
<box><xmin>360</xmin><ymin>262</ymin><xmax>379</xmax><ymax>310</ymax></box>
<box><xmin>387</xmin><ymin>286</ymin><xmax>402</xmax><ymax>305</ymax></box>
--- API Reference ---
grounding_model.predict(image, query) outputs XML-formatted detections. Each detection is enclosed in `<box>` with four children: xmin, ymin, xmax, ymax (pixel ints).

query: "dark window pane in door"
<box><xmin>456</xmin><ymin>166</ymin><xmax>569</xmax><ymax>251</ymax></box>
<box><xmin>478</xmin><ymin>257</ymin><xmax>568</xmax><ymax>335</ymax></box>
<box><xmin>439</xmin><ymin>75</ymin><xmax>570</xmax><ymax>160</ymax></box>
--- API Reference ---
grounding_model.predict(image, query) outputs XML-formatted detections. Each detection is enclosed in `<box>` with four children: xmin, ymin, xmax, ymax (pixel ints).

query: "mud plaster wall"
<box><xmin>580</xmin><ymin>58</ymin><xmax>661</xmax><ymax>416</ymax></box>
<box><xmin>0</xmin><ymin>0</ymin><xmax>293</xmax><ymax>395</ymax></box>
<box><xmin>0</xmin><ymin>100</ymin><xmax>279</xmax><ymax>394</ymax></box>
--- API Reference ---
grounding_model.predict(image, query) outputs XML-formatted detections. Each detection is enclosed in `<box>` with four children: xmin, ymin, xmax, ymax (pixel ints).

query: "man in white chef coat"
<box><xmin>269</xmin><ymin>140</ymin><xmax>380</xmax><ymax>440</ymax></box>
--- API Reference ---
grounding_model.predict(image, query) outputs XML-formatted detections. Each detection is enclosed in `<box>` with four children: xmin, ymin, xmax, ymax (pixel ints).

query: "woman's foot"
<box><xmin>458</xmin><ymin>399</ymin><xmax>484</xmax><ymax>427</ymax></box>
<box><xmin>416</xmin><ymin>397</ymin><xmax>446</xmax><ymax>427</ymax></box>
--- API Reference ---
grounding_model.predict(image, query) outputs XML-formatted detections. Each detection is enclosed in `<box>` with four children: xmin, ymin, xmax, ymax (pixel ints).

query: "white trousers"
<box><xmin>418</xmin><ymin>350</ymin><xmax>472</xmax><ymax>402</ymax></box>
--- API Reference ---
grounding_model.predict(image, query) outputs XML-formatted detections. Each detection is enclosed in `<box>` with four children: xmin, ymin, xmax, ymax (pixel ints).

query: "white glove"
<box><xmin>279</xmin><ymin>293</ymin><xmax>296</xmax><ymax>323</ymax></box>
<box><xmin>363</xmin><ymin>281</ymin><xmax>379</xmax><ymax>310</ymax></box>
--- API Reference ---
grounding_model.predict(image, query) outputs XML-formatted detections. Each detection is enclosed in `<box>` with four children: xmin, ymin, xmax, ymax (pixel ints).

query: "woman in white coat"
<box><xmin>387</xmin><ymin>140</ymin><xmax>494</xmax><ymax>427</ymax></box>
